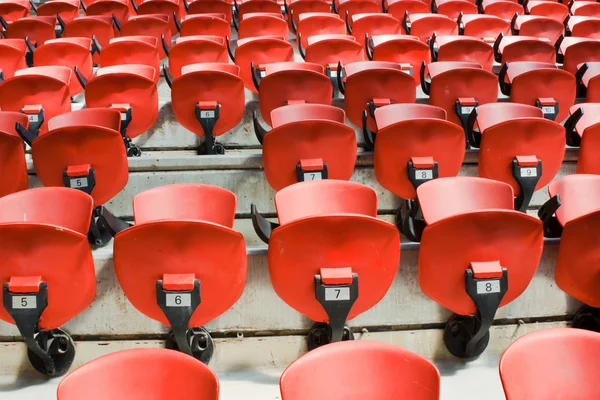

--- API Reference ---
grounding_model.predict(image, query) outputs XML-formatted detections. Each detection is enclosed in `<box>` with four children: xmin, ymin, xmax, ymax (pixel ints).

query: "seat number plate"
<box><xmin>12</xmin><ymin>295</ymin><xmax>36</xmax><ymax>309</ymax></box>
<box><xmin>200</xmin><ymin>110</ymin><xmax>215</xmax><ymax>119</ymax></box>
<box><xmin>28</xmin><ymin>115</ymin><xmax>38</xmax><ymax>123</ymax></box>
<box><xmin>542</xmin><ymin>106</ymin><xmax>555</xmax><ymax>114</ymax></box>
<box><xmin>325</xmin><ymin>287</ymin><xmax>350</xmax><ymax>301</ymax></box>
<box><xmin>461</xmin><ymin>106</ymin><xmax>474</xmax><ymax>115</ymax></box>
<box><xmin>303</xmin><ymin>172</ymin><xmax>322</xmax><ymax>181</ymax></box>
<box><xmin>476</xmin><ymin>280</ymin><xmax>501</xmax><ymax>294</ymax></box>
<box><xmin>166</xmin><ymin>293</ymin><xmax>191</xmax><ymax>307</ymax></box>
<box><xmin>520</xmin><ymin>167</ymin><xmax>537</xmax><ymax>178</ymax></box>
<box><xmin>120</xmin><ymin>112</ymin><xmax>128</xmax><ymax>121</ymax></box>
<box><xmin>415</xmin><ymin>170</ymin><xmax>433</xmax><ymax>180</ymax></box>
<box><xmin>70</xmin><ymin>177</ymin><xmax>88</xmax><ymax>188</ymax></box>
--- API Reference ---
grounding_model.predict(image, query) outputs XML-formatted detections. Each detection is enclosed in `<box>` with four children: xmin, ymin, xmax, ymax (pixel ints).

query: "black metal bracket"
<box><xmin>408</xmin><ymin>160</ymin><xmax>438</xmax><ymax>190</ymax></box>
<box><xmin>365</xmin><ymin>33</ymin><xmax>374</xmax><ymax>60</ymax></box>
<box><xmin>429</xmin><ymin>32</ymin><xmax>438</xmax><ymax>61</ymax></box>
<box><xmin>493</xmin><ymin>33</ymin><xmax>503</xmax><ymax>63</ymax></box>
<box><xmin>110</xmin><ymin>106</ymin><xmax>141</xmax><ymax>157</ymax></box>
<box><xmin>455</xmin><ymin>99</ymin><xmax>478</xmax><ymax>139</ymax></box>
<box><xmin>173</xmin><ymin>11</ymin><xmax>181</xmax><ymax>33</ymax></box>
<box><xmin>572</xmin><ymin>306</ymin><xmax>600</xmax><ymax>332</ymax></box>
<box><xmin>555</xmin><ymin>34</ymin><xmax>565</xmax><ymax>64</ymax></box>
<box><xmin>296</xmin><ymin>162</ymin><xmax>328</xmax><ymax>182</ymax></box>
<box><xmin>73</xmin><ymin>65</ymin><xmax>88</xmax><ymax>89</ymax></box>
<box><xmin>112</xmin><ymin>14</ymin><xmax>121</xmax><ymax>31</ymax></box>
<box><xmin>538</xmin><ymin>194</ymin><xmax>563</xmax><ymax>238</ymax></box>
<box><xmin>420</xmin><ymin>61</ymin><xmax>430</xmax><ymax>95</ymax></box>
<box><xmin>397</xmin><ymin>199</ymin><xmax>426</xmax><ymax>242</ymax></box>
<box><xmin>510</xmin><ymin>12</ymin><xmax>519</xmax><ymax>35</ymax></box>
<box><xmin>252</xmin><ymin>111</ymin><xmax>268</xmax><ymax>144</ymax></box>
<box><xmin>91</xmin><ymin>35</ymin><xmax>102</xmax><ymax>55</ymax></box>
<box><xmin>575</xmin><ymin>62</ymin><xmax>589</xmax><ymax>99</ymax></box>
<box><xmin>62</xmin><ymin>168</ymin><xmax>96</xmax><ymax>195</ymax></box>
<box><xmin>19</xmin><ymin>107</ymin><xmax>45</xmax><ymax>135</ymax></box>
<box><xmin>25</xmin><ymin>36</ymin><xmax>35</xmax><ymax>67</ymax></box>
<box><xmin>97</xmin><ymin>206</ymin><xmax>131</xmax><ymax>237</ymax></box>
<box><xmin>402</xmin><ymin>11</ymin><xmax>411</xmax><ymax>34</ymax></box>
<box><xmin>130</xmin><ymin>0</ymin><xmax>138</xmax><ymax>12</ymax></box>
<box><xmin>361</xmin><ymin>109</ymin><xmax>376</xmax><ymax>151</ymax></box>
<box><xmin>290</xmin><ymin>10</ymin><xmax>298</xmax><ymax>34</ymax></box>
<box><xmin>250</xmin><ymin>204</ymin><xmax>279</xmax><ymax>244</ymax></box>
<box><xmin>56</xmin><ymin>14</ymin><xmax>66</xmax><ymax>37</ymax></box>
<box><xmin>232</xmin><ymin>8</ymin><xmax>239</xmax><ymax>32</ymax></box>
<box><xmin>314</xmin><ymin>274</ymin><xmax>358</xmax><ymax>344</ymax></box>
<box><xmin>563</xmin><ymin>106</ymin><xmax>583</xmax><ymax>147</ymax></box>
<box><xmin>513</xmin><ymin>158</ymin><xmax>542</xmax><ymax>212</ymax></box>
<box><xmin>80</xmin><ymin>0</ymin><xmax>87</xmax><ymax>12</ymax></box>
<box><xmin>88</xmin><ymin>205</ymin><xmax>113</xmax><ymax>246</ymax></box>
<box><xmin>465</xmin><ymin>107</ymin><xmax>481</xmax><ymax>148</ymax></box>
<box><xmin>297</xmin><ymin>32</ymin><xmax>306</xmax><ymax>60</ymax></box>
<box><xmin>161</xmin><ymin>33</ymin><xmax>170</xmax><ymax>57</ymax></box>
<box><xmin>250</xmin><ymin>61</ymin><xmax>262</xmax><ymax>91</ymax></box>
<box><xmin>15</xmin><ymin>121</ymin><xmax>39</xmax><ymax>146</ymax></box>
<box><xmin>324</xmin><ymin>64</ymin><xmax>338</xmax><ymax>96</ymax></box>
<box><xmin>226</xmin><ymin>36</ymin><xmax>235</xmax><ymax>62</ymax></box>
<box><xmin>345</xmin><ymin>10</ymin><xmax>352</xmax><ymax>34</ymax></box>
<box><xmin>535</xmin><ymin>99</ymin><xmax>558</xmax><ymax>121</ymax></box>
<box><xmin>195</xmin><ymin>103</ymin><xmax>224</xmax><ymax>155</ymax></box>
<box><xmin>163</xmin><ymin>65</ymin><xmax>173</xmax><ymax>88</ymax></box>
<box><xmin>336</xmin><ymin>61</ymin><xmax>345</xmax><ymax>94</ymax></box>
<box><xmin>457</xmin><ymin>12</ymin><xmax>464</xmax><ymax>34</ymax></box>
<box><xmin>498</xmin><ymin>62</ymin><xmax>511</xmax><ymax>96</ymax></box>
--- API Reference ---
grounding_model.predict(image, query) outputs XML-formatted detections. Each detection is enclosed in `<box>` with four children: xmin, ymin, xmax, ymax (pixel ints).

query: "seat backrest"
<box><xmin>48</xmin><ymin>108</ymin><xmax>121</xmax><ymax>132</ymax></box>
<box><xmin>549</xmin><ymin>174</ymin><xmax>600</xmax><ymax>225</ymax></box>
<box><xmin>476</xmin><ymin>103</ymin><xmax>543</xmax><ymax>133</ymax></box>
<box><xmin>374</xmin><ymin>104</ymin><xmax>446</xmax><ymax>129</ymax></box>
<box><xmin>271</xmin><ymin>104</ymin><xmax>345</xmax><ymax>127</ymax></box>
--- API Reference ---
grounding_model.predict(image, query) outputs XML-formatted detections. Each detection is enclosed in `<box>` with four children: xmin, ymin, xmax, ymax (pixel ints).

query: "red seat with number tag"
<box><xmin>0</xmin><ymin>39</ymin><xmax>27</xmax><ymax>79</ymax></box>
<box><xmin>0</xmin><ymin>111</ymin><xmax>28</xmax><ymax>198</ymax></box>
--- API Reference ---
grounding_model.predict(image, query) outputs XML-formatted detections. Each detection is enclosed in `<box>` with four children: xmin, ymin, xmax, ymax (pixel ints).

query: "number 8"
<box><xmin>485</xmin><ymin>283</ymin><xmax>492</xmax><ymax>292</ymax></box>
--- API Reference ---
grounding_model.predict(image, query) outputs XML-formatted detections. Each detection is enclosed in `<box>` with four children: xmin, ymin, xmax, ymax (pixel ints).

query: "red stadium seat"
<box><xmin>254</xmin><ymin>62</ymin><xmax>332</xmax><ymax>126</ymax></box>
<box><xmin>119</xmin><ymin>14</ymin><xmax>171</xmax><ymax>58</ymax></box>
<box><xmin>111</xmin><ymin>184</ymin><xmax>247</xmax><ymax>364</ymax></box>
<box><xmin>570</xmin><ymin>0</ymin><xmax>600</xmax><ymax>16</ymax></box>
<box><xmin>335</xmin><ymin>0</ymin><xmax>380</xmax><ymax>22</ymax></box>
<box><xmin>238</xmin><ymin>12</ymin><xmax>288</xmax><ymax>39</ymax></box>
<box><xmin>251</xmin><ymin>180</ymin><xmax>400</xmax><ymax>348</ymax></box>
<box><xmin>493</xmin><ymin>35</ymin><xmax>556</xmax><ymax>64</ymax></box>
<box><xmin>132</xmin><ymin>0</ymin><xmax>180</xmax><ymax>34</ymax></box>
<box><xmin>82</xmin><ymin>0</ymin><xmax>130</xmax><ymax>23</ymax></box>
<box><xmin>0</xmin><ymin>187</ymin><xmax>95</xmax><ymax>376</ymax></box>
<box><xmin>383</xmin><ymin>0</ymin><xmax>430</xmax><ymax>21</ymax></box>
<box><xmin>510</xmin><ymin>15</ymin><xmax>564</xmax><ymax>43</ymax></box>
<box><xmin>432</xmin><ymin>0</ymin><xmax>478</xmax><ymax>18</ymax></box>
<box><xmin>0</xmin><ymin>0</ymin><xmax>30</xmax><ymax>23</ymax></box>
<box><xmin>499</xmin><ymin>61</ymin><xmax>576</xmax><ymax>121</ymax></box>
<box><xmin>365</xmin><ymin>34</ymin><xmax>429</xmax><ymax>85</ymax></box>
<box><xmin>480</xmin><ymin>0</ymin><xmax>523</xmax><ymax>19</ymax></box>
<box><xmin>564</xmin><ymin>15</ymin><xmax>600</xmax><ymax>38</ymax></box>
<box><xmin>295</xmin><ymin>12</ymin><xmax>346</xmax><ymax>49</ymax></box>
<box><xmin>99</xmin><ymin>36</ymin><xmax>161</xmax><ymax>83</ymax></box>
<box><xmin>57</xmin><ymin>349</ymin><xmax>220</xmax><ymax>400</ymax></box>
<box><xmin>229</xmin><ymin>36</ymin><xmax>294</xmax><ymax>93</ymax></box>
<box><xmin>285</xmin><ymin>0</ymin><xmax>331</xmax><ymax>32</ymax></box>
<box><xmin>339</xmin><ymin>61</ymin><xmax>416</xmax><ymax>131</ymax></box>
<box><xmin>466</xmin><ymin>103</ymin><xmax>564</xmax><ymax>211</ymax></box>
<box><xmin>0</xmin><ymin>39</ymin><xmax>27</xmax><ymax>79</ymax></box>
<box><xmin>0</xmin><ymin>66</ymin><xmax>71</xmax><ymax>134</ymax></box>
<box><xmin>234</xmin><ymin>0</ymin><xmax>281</xmax><ymax>24</ymax></box>
<box><xmin>0</xmin><ymin>111</ymin><xmax>28</xmax><ymax>198</ymax></box>
<box><xmin>32</xmin><ymin>38</ymin><xmax>94</xmax><ymax>96</ymax></box>
<box><xmin>301</xmin><ymin>34</ymin><xmax>364</xmax><ymax>76</ymax></box>
<box><xmin>421</xmin><ymin>61</ymin><xmax>497</xmax><ymax>129</ymax></box>
<box><xmin>4</xmin><ymin>16</ymin><xmax>56</xmax><ymax>46</ymax></box>
<box><xmin>35</xmin><ymin>0</ymin><xmax>80</xmax><ymax>24</ymax></box>
<box><xmin>280</xmin><ymin>341</ymin><xmax>440</xmax><ymax>399</ymax></box>
<box><xmin>185</xmin><ymin>0</ymin><xmax>233</xmax><ymax>23</ymax></box>
<box><xmin>429</xmin><ymin>35</ymin><xmax>495</xmax><ymax>71</ymax></box>
<box><xmin>365</xmin><ymin>104</ymin><xmax>464</xmax><ymax>240</ymax></box>
<box><xmin>458</xmin><ymin>14</ymin><xmax>510</xmax><ymax>40</ymax></box>
<box><xmin>167</xmin><ymin>63</ymin><xmax>244</xmax><ymax>154</ymax></box>
<box><xmin>575</xmin><ymin>62</ymin><xmax>600</xmax><ymax>101</ymax></box>
<box><xmin>500</xmin><ymin>328</ymin><xmax>600</xmax><ymax>399</ymax></box>
<box><xmin>417</xmin><ymin>176</ymin><xmax>543</xmax><ymax>358</ymax></box>
<box><xmin>177</xmin><ymin>13</ymin><xmax>231</xmax><ymax>37</ymax></box>
<box><xmin>556</xmin><ymin>36</ymin><xmax>600</xmax><ymax>76</ymax></box>
<box><xmin>253</xmin><ymin>104</ymin><xmax>357</xmax><ymax>190</ymax></box>
<box><xmin>61</xmin><ymin>15</ymin><xmax>115</xmax><ymax>64</ymax></box>
<box><xmin>402</xmin><ymin>13</ymin><xmax>457</xmax><ymax>42</ymax></box>
<box><xmin>524</xmin><ymin>0</ymin><xmax>569</xmax><ymax>22</ymax></box>
<box><xmin>347</xmin><ymin>13</ymin><xmax>402</xmax><ymax>43</ymax></box>
<box><xmin>166</xmin><ymin>36</ymin><xmax>229</xmax><ymax>78</ymax></box>
<box><xmin>563</xmin><ymin>103</ymin><xmax>600</xmax><ymax>174</ymax></box>
<box><xmin>81</xmin><ymin>64</ymin><xmax>158</xmax><ymax>155</ymax></box>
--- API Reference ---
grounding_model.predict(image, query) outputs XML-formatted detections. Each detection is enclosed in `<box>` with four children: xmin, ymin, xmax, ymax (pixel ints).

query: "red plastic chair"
<box><xmin>402</xmin><ymin>13</ymin><xmax>458</xmax><ymax>42</ymax></box>
<box><xmin>525</xmin><ymin>0</ymin><xmax>568</xmax><ymax>22</ymax></box>
<box><xmin>500</xmin><ymin>328</ymin><xmax>600</xmax><ymax>399</ymax></box>
<box><xmin>285</xmin><ymin>0</ymin><xmax>331</xmax><ymax>32</ymax></box>
<box><xmin>238</xmin><ymin>12</ymin><xmax>288</xmax><ymax>39</ymax></box>
<box><xmin>458</xmin><ymin>14</ymin><xmax>510</xmax><ymax>40</ymax></box>
<box><xmin>4</xmin><ymin>16</ymin><xmax>56</xmax><ymax>46</ymax></box>
<box><xmin>466</xmin><ymin>103</ymin><xmax>564</xmax><ymax>211</ymax></box>
<box><xmin>499</xmin><ymin>61</ymin><xmax>576</xmax><ymax>122</ymax></box>
<box><xmin>0</xmin><ymin>187</ymin><xmax>95</xmax><ymax>376</ymax></box>
<box><xmin>35</xmin><ymin>0</ymin><xmax>80</xmax><ymax>24</ymax></box>
<box><xmin>565</xmin><ymin>15</ymin><xmax>600</xmax><ymax>38</ymax></box>
<box><xmin>235</xmin><ymin>0</ymin><xmax>281</xmax><ymax>23</ymax></box>
<box><xmin>0</xmin><ymin>0</ymin><xmax>30</xmax><ymax>22</ymax></box>
<box><xmin>570</xmin><ymin>0</ymin><xmax>600</xmax><ymax>16</ymax></box>
<box><xmin>82</xmin><ymin>64</ymin><xmax>158</xmax><ymax>155</ymax></box>
<box><xmin>132</xmin><ymin>0</ymin><xmax>180</xmax><ymax>34</ymax></box>
<box><xmin>254</xmin><ymin>62</ymin><xmax>332</xmax><ymax>127</ymax></box>
<box><xmin>254</xmin><ymin>104</ymin><xmax>357</xmax><ymax>190</ymax></box>
<box><xmin>430</xmin><ymin>35</ymin><xmax>494</xmax><ymax>71</ymax></box>
<box><xmin>336</xmin><ymin>0</ymin><xmax>381</xmax><ymax>23</ymax></box>
<box><xmin>421</xmin><ymin>61</ymin><xmax>497</xmax><ymax>129</ymax></box>
<box><xmin>57</xmin><ymin>348</ymin><xmax>220</xmax><ymax>400</ymax></box>
<box><xmin>433</xmin><ymin>0</ymin><xmax>477</xmax><ymax>17</ymax></box>
<box><xmin>0</xmin><ymin>39</ymin><xmax>27</xmax><ymax>79</ymax></box>
<box><xmin>563</xmin><ymin>104</ymin><xmax>600</xmax><ymax>174</ymax></box>
<box><xmin>61</xmin><ymin>16</ymin><xmax>115</xmax><ymax>64</ymax></box>
<box><xmin>0</xmin><ymin>66</ymin><xmax>72</xmax><ymax>134</ymax></box>
<box><xmin>383</xmin><ymin>0</ymin><xmax>430</xmax><ymax>21</ymax></box>
<box><xmin>281</xmin><ymin>341</ymin><xmax>440</xmax><ymax>399</ymax></box>
<box><xmin>251</xmin><ymin>180</ymin><xmax>400</xmax><ymax>348</ymax></box>
<box><xmin>100</xmin><ymin>36</ymin><xmax>161</xmax><ymax>83</ymax></box>
<box><xmin>302</xmin><ymin>34</ymin><xmax>364</xmax><ymax>70</ymax></box>
<box><xmin>575</xmin><ymin>61</ymin><xmax>600</xmax><ymax>102</ymax></box>
<box><xmin>82</xmin><ymin>0</ymin><xmax>130</xmax><ymax>23</ymax></box>
<box><xmin>340</xmin><ymin>61</ymin><xmax>416</xmax><ymax>131</ymax></box>
<box><xmin>178</xmin><ymin>13</ymin><xmax>231</xmax><ymax>37</ymax></box>
<box><xmin>295</xmin><ymin>12</ymin><xmax>346</xmax><ymax>50</ymax></box>
<box><xmin>481</xmin><ymin>0</ymin><xmax>523</xmax><ymax>20</ymax></box>
<box><xmin>492</xmin><ymin>35</ymin><xmax>556</xmax><ymax>65</ymax></box>
<box><xmin>185</xmin><ymin>0</ymin><xmax>233</xmax><ymax>23</ymax></box>
<box><xmin>166</xmin><ymin>36</ymin><xmax>228</xmax><ymax>78</ymax></box>
<box><xmin>365</xmin><ymin>35</ymin><xmax>429</xmax><ymax>85</ymax></box>
<box><xmin>417</xmin><ymin>176</ymin><xmax>543</xmax><ymax>358</ymax></box>
<box><xmin>0</xmin><ymin>111</ymin><xmax>28</xmax><ymax>198</ymax></box>
<box><xmin>119</xmin><ymin>14</ymin><xmax>171</xmax><ymax>58</ymax></box>
<box><xmin>32</xmin><ymin>38</ymin><xmax>94</xmax><ymax>97</ymax></box>
<box><xmin>510</xmin><ymin>15</ymin><xmax>564</xmax><ymax>43</ymax></box>
<box><xmin>168</xmin><ymin>63</ymin><xmax>244</xmax><ymax>154</ymax></box>
<box><xmin>347</xmin><ymin>13</ymin><xmax>402</xmax><ymax>44</ymax></box>
<box><xmin>112</xmin><ymin>184</ymin><xmax>247</xmax><ymax>364</ymax></box>
<box><xmin>557</xmin><ymin>37</ymin><xmax>600</xmax><ymax>75</ymax></box>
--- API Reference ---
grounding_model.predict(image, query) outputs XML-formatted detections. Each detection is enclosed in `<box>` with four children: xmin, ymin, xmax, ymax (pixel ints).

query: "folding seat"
<box><xmin>2</xmin><ymin>16</ymin><xmax>56</xmax><ymax>46</ymax></box>
<box><xmin>81</xmin><ymin>0</ymin><xmax>131</xmax><ymax>23</ymax></box>
<box><xmin>117</xmin><ymin>14</ymin><xmax>171</xmax><ymax>59</ymax></box>
<box><xmin>57</xmin><ymin>349</ymin><xmax>220</xmax><ymax>400</ymax></box>
<box><xmin>99</xmin><ymin>36</ymin><xmax>161</xmax><ymax>83</ymax></box>
<box><xmin>416</xmin><ymin>176</ymin><xmax>543</xmax><ymax>358</ymax></box>
<box><xmin>251</xmin><ymin>180</ymin><xmax>400</xmax><ymax>347</ymax></box>
<box><xmin>300</xmin><ymin>35</ymin><xmax>365</xmax><ymax>79</ymax></box>
<box><xmin>339</xmin><ymin>61</ymin><xmax>415</xmax><ymax>131</ymax></box>
<box><xmin>228</xmin><ymin>36</ymin><xmax>294</xmax><ymax>93</ymax></box>
<box><xmin>362</xmin><ymin>104</ymin><xmax>465</xmax><ymax>240</ymax></box>
<box><xmin>34</xmin><ymin>0</ymin><xmax>80</xmax><ymax>24</ymax></box>
<box><xmin>184</xmin><ymin>0</ymin><xmax>233</xmax><ymax>23</ymax></box>
<box><xmin>131</xmin><ymin>0</ymin><xmax>180</xmax><ymax>34</ymax></box>
<box><xmin>575</xmin><ymin>62</ymin><xmax>600</xmax><ymax>101</ymax></box>
<box><xmin>237</xmin><ymin>12</ymin><xmax>288</xmax><ymax>39</ymax></box>
<box><xmin>382</xmin><ymin>0</ymin><xmax>430</xmax><ymax>21</ymax></box>
<box><xmin>364</xmin><ymin>34</ymin><xmax>429</xmax><ymax>84</ymax></box>
<box><xmin>0</xmin><ymin>187</ymin><xmax>95</xmax><ymax>376</ymax></box>
<box><xmin>77</xmin><ymin>64</ymin><xmax>158</xmax><ymax>156</ymax></box>
<box><xmin>429</xmin><ymin>35</ymin><xmax>495</xmax><ymax>71</ymax></box>
<box><xmin>253</xmin><ymin>104</ymin><xmax>357</xmax><ymax>190</ymax></box>
<box><xmin>165</xmin><ymin>63</ymin><xmax>244</xmax><ymax>154</ymax></box>
<box><xmin>563</xmin><ymin>103</ymin><xmax>600</xmax><ymax>173</ymax></box>
<box><xmin>499</xmin><ymin>61</ymin><xmax>576</xmax><ymax>122</ymax></box>
<box><xmin>402</xmin><ymin>13</ymin><xmax>458</xmax><ymax>42</ymax></box>
<box><xmin>492</xmin><ymin>35</ymin><xmax>555</xmax><ymax>64</ymax></box>
<box><xmin>0</xmin><ymin>39</ymin><xmax>27</xmax><ymax>79</ymax></box>
<box><xmin>0</xmin><ymin>66</ymin><xmax>71</xmax><ymax>134</ymax></box>
<box><xmin>346</xmin><ymin>13</ymin><xmax>402</xmax><ymax>43</ymax></box>
<box><xmin>60</xmin><ymin>16</ymin><xmax>116</xmax><ymax>64</ymax></box>
<box><xmin>431</xmin><ymin>0</ymin><xmax>478</xmax><ymax>18</ymax></box>
<box><xmin>500</xmin><ymin>328</ymin><xmax>600</xmax><ymax>399</ymax></box>
<box><xmin>177</xmin><ymin>13</ymin><xmax>231</xmax><ymax>37</ymax></box>
<box><xmin>294</xmin><ymin>12</ymin><xmax>346</xmax><ymax>49</ymax></box>
<box><xmin>234</xmin><ymin>0</ymin><xmax>282</xmax><ymax>24</ymax></box>
<box><xmin>285</xmin><ymin>0</ymin><xmax>331</xmax><ymax>32</ymax></box>
<box><xmin>253</xmin><ymin>62</ymin><xmax>332</xmax><ymax>127</ymax></box>
<box><xmin>569</xmin><ymin>0</ymin><xmax>600</xmax><ymax>16</ymax></box>
<box><xmin>107</xmin><ymin>184</ymin><xmax>247</xmax><ymax>364</ymax></box>
<box><xmin>556</xmin><ymin>36</ymin><xmax>600</xmax><ymax>76</ymax></box>
<box><xmin>421</xmin><ymin>61</ymin><xmax>497</xmax><ymax>129</ymax></box>
<box><xmin>510</xmin><ymin>15</ymin><xmax>564</xmax><ymax>43</ymax></box>
<box><xmin>280</xmin><ymin>341</ymin><xmax>440</xmax><ymax>399</ymax></box>
<box><xmin>457</xmin><ymin>14</ymin><xmax>511</xmax><ymax>40</ymax></box>
<box><xmin>465</xmin><ymin>103</ymin><xmax>564</xmax><ymax>211</ymax></box>
<box><xmin>165</xmin><ymin>36</ymin><xmax>229</xmax><ymax>78</ymax></box>
<box><xmin>0</xmin><ymin>112</ymin><xmax>28</xmax><ymax>198</ymax></box>
<box><xmin>524</xmin><ymin>0</ymin><xmax>569</xmax><ymax>22</ymax></box>
<box><xmin>564</xmin><ymin>15</ymin><xmax>600</xmax><ymax>38</ymax></box>
<box><xmin>479</xmin><ymin>0</ymin><xmax>523</xmax><ymax>19</ymax></box>
<box><xmin>0</xmin><ymin>0</ymin><xmax>29</xmax><ymax>23</ymax></box>
<box><xmin>31</xmin><ymin>38</ymin><xmax>94</xmax><ymax>97</ymax></box>
<box><xmin>334</xmin><ymin>0</ymin><xmax>381</xmax><ymax>22</ymax></box>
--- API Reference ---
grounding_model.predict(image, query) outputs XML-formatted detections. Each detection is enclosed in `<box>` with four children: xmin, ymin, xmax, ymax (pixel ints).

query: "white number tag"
<box><xmin>12</xmin><ymin>295</ymin><xmax>36</xmax><ymax>309</ymax></box>
<box><xmin>166</xmin><ymin>293</ymin><xmax>191</xmax><ymax>307</ymax></box>
<box><xmin>461</xmin><ymin>106</ymin><xmax>474</xmax><ymax>115</ymax></box>
<box><xmin>329</xmin><ymin>70</ymin><xmax>338</xmax><ymax>77</ymax></box>
<box><xmin>415</xmin><ymin>170</ymin><xmax>433</xmax><ymax>180</ymax></box>
<box><xmin>325</xmin><ymin>287</ymin><xmax>350</xmax><ymax>301</ymax></box>
<box><xmin>70</xmin><ymin>177</ymin><xmax>88</xmax><ymax>188</ymax></box>
<box><xmin>260</xmin><ymin>70</ymin><xmax>266</xmax><ymax>78</ymax></box>
<box><xmin>200</xmin><ymin>110</ymin><xmax>215</xmax><ymax>119</ymax></box>
<box><xmin>476</xmin><ymin>280</ymin><xmax>501</xmax><ymax>294</ymax></box>
<box><xmin>542</xmin><ymin>106</ymin><xmax>555</xmax><ymax>114</ymax></box>
<box><xmin>28</xmin><ymin>115</ymin><xmax>38</xmax><ymax>123</ymax></box>
<box><xmin>520</xmin><ymin>167</ymin><xmax>537</xmax><ymax>178</ymax></box>
<box><xmin>303</xmin><ymin>172</ymin><xmax>322</xmax><ymax>181</ymax></box>
<box><xmin>120</xmin><ymin>112</ymin><xmax>128</xmax><ymax>121</ymax></box>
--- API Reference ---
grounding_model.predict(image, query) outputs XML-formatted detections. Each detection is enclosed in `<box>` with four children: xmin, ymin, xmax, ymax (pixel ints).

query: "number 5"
<box><xmin>21</xmin><ymin>297</ymin><xmax>27</xmax><ymax>307</ymax></box>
